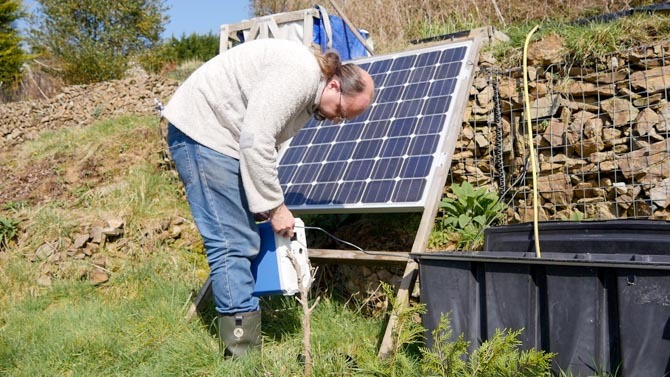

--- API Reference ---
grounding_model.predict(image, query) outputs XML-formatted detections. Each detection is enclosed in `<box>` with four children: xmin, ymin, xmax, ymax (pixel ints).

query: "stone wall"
<box><xmin>0</xmin><ymin>74</ymin><xmax>178</xmax><ymax>149</ymax></box>
<box><xmin>452</xmin><ymin>39</ymin><xmax>670</xmax><ymax>223</ymax></box>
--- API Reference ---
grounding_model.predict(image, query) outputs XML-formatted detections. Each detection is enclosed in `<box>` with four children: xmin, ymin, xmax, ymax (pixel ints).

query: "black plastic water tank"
<box><xmin>415</xmin><ymin>220</ymin><xmax>670</xmax><ymax>377</ymax></box>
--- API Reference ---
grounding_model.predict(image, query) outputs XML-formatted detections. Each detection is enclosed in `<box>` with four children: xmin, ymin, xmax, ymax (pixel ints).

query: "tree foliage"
<box><xmin>0</xmin><ymin>0</ymin><xmax>26</xmax><ymax>95</ymax></box>
<box><xmin>29</xmin><ymin>0</ymin><xmax>168</xmax><ymax>84</ymax></box>
<box><xmin>167</xmin><ymin>32</ymin><xmax>219</xmax><ymax>62</ymax></box>
<box><xmin>421</xmin><ymin>313</ymin><xmax>554</xmax><ymax>377</ymax></box>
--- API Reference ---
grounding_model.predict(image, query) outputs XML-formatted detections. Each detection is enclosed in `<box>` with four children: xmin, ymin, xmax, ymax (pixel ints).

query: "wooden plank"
<box><xmin>185</xmin><ymin>276</ymin><xmax>213</xmax><ymax>321</ymax></box>
<box><xmin>247</xmin><ymin>21</ymin><xmax>261</xmax><ymax>40</ymax></box>
<box><xmin>302</xmin><ymin>11</ymin><xmax>314</xmax><ymax>47</ymax></box>
<box><xmin>377</xmin><ymin>260</ymin><xmax>419</xmax><ymax>357</ymax></box>
<box><xmin>219</xmin><ymin>24</ymin><xmax>231</xmax><ymax>52</ymax></box>
<box><xmin>308</xmin><ymin>248</ymin><xmax>409</xmax><ymax>265</ymax></box>
<box><xmin>259</xmin><ymin>22</ymin><xmax>269</xmax><ymax>39</ymax></box>
<box><xmin>185</xmin><ymin>248</ymin><xmax>408</xmax><ymax>320</ymax></box>
<box><xmin>410</xmin><ymin>30</ymin><xmax>491</xmax><ymax>254</ymax></box>
<box><xmin>224</xmin><ymin>9</ymin><xmax>319</xmax><ymax>34</ymax></box>
<box><xmin>266</xmin><ymin>18</ymin><xmax>282</xmax><ymax>39</ymax></box>
<box><xmin>220</xmin><ymin>8</ymin><xmax>321</xmax><ymax>51</ymax></box>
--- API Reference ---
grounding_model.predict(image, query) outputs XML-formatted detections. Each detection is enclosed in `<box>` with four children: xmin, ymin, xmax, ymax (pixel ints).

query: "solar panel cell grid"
<box><xmin>277</xmin><ymin>41</ymin><xmax>473</xmax><ymax>212</ymax></box>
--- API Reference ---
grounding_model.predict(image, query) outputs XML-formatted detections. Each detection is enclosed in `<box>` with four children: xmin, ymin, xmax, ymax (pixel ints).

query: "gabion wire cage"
<box><xmin>446</xmin><ymin>40</ymin><xmax>670</xmax><ymax>224</ymax></box>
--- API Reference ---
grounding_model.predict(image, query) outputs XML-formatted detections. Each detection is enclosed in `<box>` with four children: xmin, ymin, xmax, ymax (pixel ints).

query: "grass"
<box><xmin>0</xmin><ymin>248</ymin><xmax>389</xmax><ymax>376</ymax></box>
<box><xmin>489</xmin><ymin>13</ymin><xmax>670</xmax><ymax>68</ymax></box>
<box><xmin>166</xmin><ymin>59</ymin><xmax>203</xmax><ymax>82</ymax></box>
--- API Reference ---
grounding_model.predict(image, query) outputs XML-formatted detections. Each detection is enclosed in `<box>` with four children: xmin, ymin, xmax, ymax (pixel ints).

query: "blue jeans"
<box><xmin>167</xmin><ymin>123</ymin><xmax>260</xmax><ymax>315</ymax></box>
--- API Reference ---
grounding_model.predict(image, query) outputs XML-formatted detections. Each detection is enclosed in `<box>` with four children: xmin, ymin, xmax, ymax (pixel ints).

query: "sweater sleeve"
<box><xmin>239</xmin><ymin>66</ymin><xmax>319</xmax><ymax>213</ymax></box>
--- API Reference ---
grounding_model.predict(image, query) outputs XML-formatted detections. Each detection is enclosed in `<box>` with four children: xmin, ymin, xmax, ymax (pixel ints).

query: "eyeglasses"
<box><xmin>332</xmin><ymin>91</ymin><xmax>346</xmax><ymax>123</ymax></box>
<box><xmin>314</xmin><ymin>109</ymin><xmax>327</xmax><ymax>121</ymax></box>
<box><xmin>313</xmin><ymin>89</ymin><xmax>346</xmax><ymax>123</ymax></box>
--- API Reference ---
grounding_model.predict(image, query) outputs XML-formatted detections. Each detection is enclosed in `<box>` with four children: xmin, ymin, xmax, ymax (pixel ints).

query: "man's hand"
<box><xmin>270</xmin><ymin>203</ymin><xmax>295</xmax><ymax>238</ymax></box>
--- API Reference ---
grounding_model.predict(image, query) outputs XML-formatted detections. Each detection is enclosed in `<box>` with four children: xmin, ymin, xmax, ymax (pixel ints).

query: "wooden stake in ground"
<box><xmin>286</xmin><ymin>250</ymin><xmax>319</xmax><ymax>377</ymax></box>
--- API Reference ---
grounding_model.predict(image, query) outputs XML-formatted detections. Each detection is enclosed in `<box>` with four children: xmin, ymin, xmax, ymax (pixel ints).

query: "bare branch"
<box><xmin>490</xmin><ymin>0</ymin><xmax>507</xmax><ymax>28</ymax></box>
<box><xmin>286</xmin><ymin>249</ymin><xmax>318</xmax><ymax>377</ymax></box>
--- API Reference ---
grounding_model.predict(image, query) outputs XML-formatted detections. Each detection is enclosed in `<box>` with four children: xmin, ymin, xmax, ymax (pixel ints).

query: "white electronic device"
<box><xmin>251</xmin><ymin>218</ymin><xmax>310</xmax><ymax>296</ymax></box>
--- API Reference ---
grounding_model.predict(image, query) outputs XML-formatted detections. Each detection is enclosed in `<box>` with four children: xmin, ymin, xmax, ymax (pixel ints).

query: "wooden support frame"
<box><xmin>219</xmin><ymin>8</ymin><xmax>320</xmax><ymax>52</ymax></box>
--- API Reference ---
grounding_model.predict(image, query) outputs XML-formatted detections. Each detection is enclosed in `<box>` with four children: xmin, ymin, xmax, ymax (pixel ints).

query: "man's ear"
<box><xmin>328</xmin><ymin>78</ymin><xmax>341</xmax><ymax>90</ymax></box>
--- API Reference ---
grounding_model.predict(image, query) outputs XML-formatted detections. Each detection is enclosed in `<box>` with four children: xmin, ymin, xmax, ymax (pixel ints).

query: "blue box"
<box><xmin>251</xmin><ymin>218</ymin><xmax>309</xmax><ymax>296</ymax></box>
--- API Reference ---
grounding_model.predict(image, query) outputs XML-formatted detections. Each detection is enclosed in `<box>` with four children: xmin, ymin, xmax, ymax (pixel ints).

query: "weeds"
<box><xmin>421</xmin><ymin>313</ymin><xmax>468</xmax><ymax>376</ymax></box>
<box><xmin>166</xmin><ymin>59</ymin><xmax>203</xmax><ymax>82</ymax></box>
<box><xmin>2</xmin><ymin>201</ymin><xmax>27</xmax><ymax>212</ymax></box>
<box><xmin>0</xmin><ymin>216</ymin><xmax>19</xmax><ymax>250</ymax></box>
<box><xmin>489</xmin><ymin>13</ymin><xmax>670</xmax><ymax>68</ymax></box>
<box><xmin>430</xmin><ymin>181</ymin><xmax>505</xmax><ymax>251</ymax></box>
<box><xmin>421</xmin><ymin>313</ymin><xmax>553</xmax><ymax>376</ymax></box>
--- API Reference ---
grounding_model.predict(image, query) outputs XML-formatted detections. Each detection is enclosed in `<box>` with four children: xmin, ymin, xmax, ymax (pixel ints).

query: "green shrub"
<box><xmin>431</xmin><ymin>181</ymin><xmax>505</xmax><ymax>250</ymax></box>
<box><xmin>29</xmin><ymin>0</ymin><xmax>168</xmax><ymax>84</ymax></box>
<box><xmin>0</xmin><ymin>216</ymin><xmax>19</xmax><ymax>249</ymax></box>
<box><xmin>0</xmin><ymin>0</ymin><xmax>28</xmax><ymax>100</ymax></box>
<box><xmin>167</xmin><ymin>32</ymin><xmax>219</xmax><ymax>62</ymax></box>
<box><xmin>421</xmin><ymin>313</ymin><xmax>554</xmax><ymax>377</ymax></box>
<box><xmin>134</xmin><ymin>42</ymin><xmax>176</xmax><ymax>75</ymax></box>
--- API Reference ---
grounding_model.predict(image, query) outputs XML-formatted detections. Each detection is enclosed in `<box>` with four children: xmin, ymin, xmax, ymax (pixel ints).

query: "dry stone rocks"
<box><xmin>1</xmin><ymin>75</ymin><xmax>178</xmax><ymax>149</ymax></box>
<box><xmin>454</xmin><ymin>40</ymin><xmax>670</xmax><ymax>224</ymax></box>
<box><xmin>31</xmin><ymin>218</ymin><xmax>125</xmax><ymax>285</ymax></box>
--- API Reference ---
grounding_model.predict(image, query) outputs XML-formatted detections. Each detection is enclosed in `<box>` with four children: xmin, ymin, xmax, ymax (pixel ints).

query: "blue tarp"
<box><xmin>234</xmin><ymin>6</ymin><xmax>372</xmax><ymax>60</ymax></box>
<box><xmin>312</xmin><ymin>6</ymin><xmax>370</xmax><ymax>60</ymax></box>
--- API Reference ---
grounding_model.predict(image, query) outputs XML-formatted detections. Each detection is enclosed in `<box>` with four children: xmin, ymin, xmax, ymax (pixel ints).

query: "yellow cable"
<box><xmin>522</xmin><ymin>25</ymin><xmax>542</xmax><ymax>258</ymax></box>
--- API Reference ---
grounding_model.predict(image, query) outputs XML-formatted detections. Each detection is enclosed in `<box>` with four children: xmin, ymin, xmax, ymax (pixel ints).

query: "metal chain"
<box><xmin>492</xmin><ymin>72</ymin><xmax>506</xmax><ymax>198</ymax></box>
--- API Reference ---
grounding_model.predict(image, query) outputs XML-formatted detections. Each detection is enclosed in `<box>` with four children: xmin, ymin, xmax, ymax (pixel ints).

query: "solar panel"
<box><xmin>278</xmin><ymin>40</ymin><xmax>476</xmax><ymax>213</ymax></box>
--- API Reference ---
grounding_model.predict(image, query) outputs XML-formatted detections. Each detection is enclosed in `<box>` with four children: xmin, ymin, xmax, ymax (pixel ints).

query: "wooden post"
<box><xmin>377</xmin><ymin>260</ymin><xmax>419</xmax><ymax>357</ymax></box>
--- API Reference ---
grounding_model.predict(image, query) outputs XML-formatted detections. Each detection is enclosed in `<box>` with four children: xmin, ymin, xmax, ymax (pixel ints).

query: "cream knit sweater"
<box><xmin>163</xmin><ymin>39</ymin><xmax>326</xmax><ymax>213</ymax></box>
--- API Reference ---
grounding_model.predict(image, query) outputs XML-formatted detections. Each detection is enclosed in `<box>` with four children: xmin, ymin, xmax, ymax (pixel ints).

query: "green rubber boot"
<box><xmin>218</xmin><ymin>310</ymin><xmax>262</xmax><ymax>357</ymax></box>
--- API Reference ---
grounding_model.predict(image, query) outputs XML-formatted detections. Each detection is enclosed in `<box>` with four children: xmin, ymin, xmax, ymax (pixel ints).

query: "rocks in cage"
<box><xmin>628</xmin><ymin>200</ymin><xmax>654</xmax><ymax>217</ymax></box>
<box><xmin>552</xmin><ymin>153</ymin><xmax>588</xmax><ymax>170</ymax></box>
<box><xmin>617</xmin><ymin>139</ymin><xmax>670</xmax><ymax>179</ymax></box>
<box><xmin>655</xmin><ymin>101</ymin><xmax>670</xmax><ymax>132</ymax></box>
<box><xmin>602</xmin><ymin>127</ymin><xmax>623</xmax><ymax>142</ymax></box>
<box><xmin>537</xmin><ymin>173</ymin><xmax>573</xmax><ymax>206</ymax></box>
<box><xmin>649</xmin><ymin>178</ymin><xmax>670</xmax><ymax>209</ymax></box>
<box><xmin>590</xmin><ymin>202</ymin><xmax>619</xmax><ymax>220</ymax></box>
<box><xmin>517</xmin><ymin>202</ymin><xmax>549</xmax><ymax>223</ymax></box>
<box><xmin>630</xmin><ymin>66</ymin><xmax>670</xmax><ymax>93</ymax></box>
<box><xmin>583</xmin><ymin>70</ymin><xmax>628</xmax><ymax>85</ymax></box>
<box><xmin>455</xmin><ymin>39</ymin><xmax>670</xmax><ymax>224</ymax></box>
<box><xmin>601</xmin><ymin>97</ymin><xmax>639</xmax><ymax>127</ymax></box>
<box><xmin>542</xmin><ymin>118</ymin><xmax>566</xmax><ymax>147</ymax></box>
<box><xmin>563</xmin><ymin>80</ymin><xmax>617</xmax><ymax>97</ymax></box>
<box><xmin>476</xmin><ymin>84</ymin><xmax>494</xmax><ymax>106</ymax></box>
<box><xmin>574</xmin><ymin>137</ymin><xmax>605</xmax><ymax>158</ymax></box>
<box><xmin>561</xmin><ymin>96</ymin><xmax>601</xmax><ymax>112</ymax></box>
<box><xmin>633</xmin><ymin>92</ymin><xmax>663</xmax><ymax>107</ymax></box>
<box><xmin>528</xmin><ymin>94</ymin><xmax>562</xmax><ymax>120</ymax></box>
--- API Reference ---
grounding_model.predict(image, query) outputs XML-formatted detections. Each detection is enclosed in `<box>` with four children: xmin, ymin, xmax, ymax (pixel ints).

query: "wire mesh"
<box><xmin>447</xmin><ymin>41</ymin><xmax>670</xmax><ymax>224</ymax></box>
